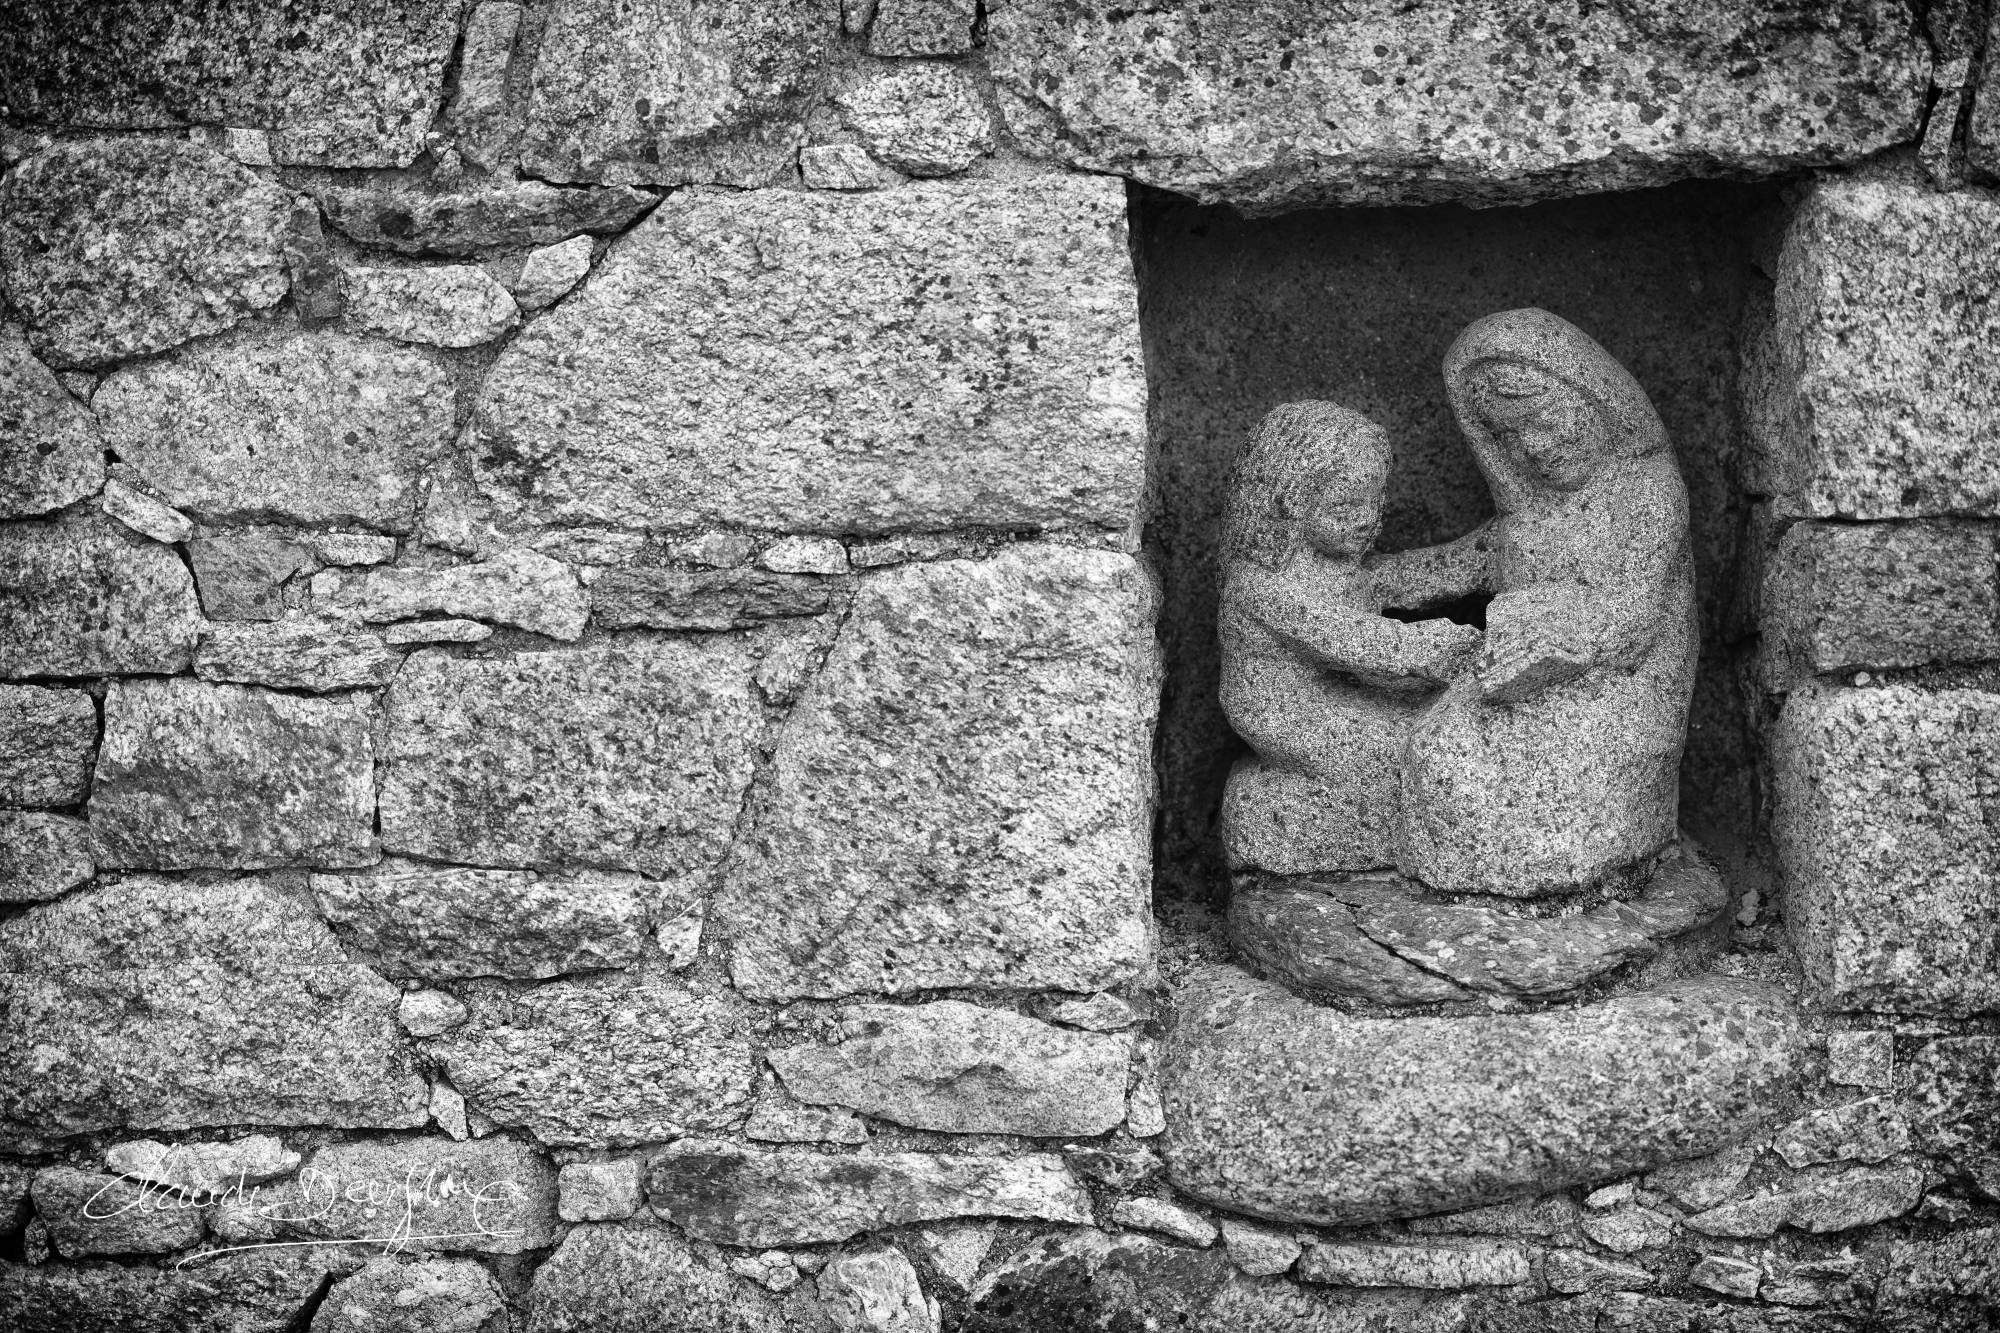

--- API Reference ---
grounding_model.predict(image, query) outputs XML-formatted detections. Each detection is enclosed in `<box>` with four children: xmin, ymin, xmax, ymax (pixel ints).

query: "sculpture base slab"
<box><xmin>1161</xmin><ymin>964</ymin><xmax>1801</xmax><ymax>1227</ymax></box>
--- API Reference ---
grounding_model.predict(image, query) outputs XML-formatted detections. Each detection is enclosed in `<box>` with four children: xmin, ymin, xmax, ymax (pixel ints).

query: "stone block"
<box><xmin>719</xmin><ymin>547</ymin><xmax>1158</xmax><ymax>999</ymax></box>
<box><xmin>519</xmin><ymin>0</ymin><xmax>839</xmax><ymax>186</ymax></box>
<box><xmin>744</xmin><ymin>1089</ymin><xmax>868</xmax><ymax>1145</ymax></box>
<box><xmin>105</xmin><ymin>1135</ymin><xmax>300</xmax><ymax>1197</ymax></box>
<box><xmin>646</xmin><ymin>1141</ymin><xmax>1093</xmax><ymax>1247</ymax></box>
<box><xmin>800</xmin><ymin>143</ymin><xmax>901</xmax><ymax>191</ymax></box>
<box><xmin>99</xmin><ymin>479</ymin><xmax>193</xmax><ymax>545</ymax></box>
<box><xmin>523</xmin><ymin>1226</ymin><xmax>795</xmax><ymax>1333</ymax></box>
<box><xmin>1163</xmin><ymin>966</ymin><xmax>1802</xmax><ymax>1226</ymax></box>
<box><xmin>869</xmin><ymin>0</ymin><xmax>975</xmax><ymax>55</ymax></box>
<box><xmin>1872</xmin><ymin>1227</ymin><xmax>2000</xmax><ymax>1332</ymax></box>
<box><xmin>218</xmin><ymin>1138</ymin><xmax>559</xmax><ymax>1254</ymax></box>
<box><xmin>1772</xmin><ymin>1095</ymin><xmax>1910</xmax><ymax>1168</ymax></box>
<box><xmin>423</xmin><ymin>981</ymin><xmax>756</xmax><ymax>1147</ymax></box>
<box><xmin>338</xmin><ymin>548</ymin><xmax>589</xmax><ymax>640</ymax></box>
<box><xmin>31</xmin><ymin>1167</ymin><xmax>205</xmax><ymax>1257</ymax></box>
<box><xmin>470</xmin><ymin>176</ymin><xmax>1145</xmax><ymax>537</ymax></box>
<box><xmin>1829</xmin><ymin>1030</ymin><xmax>1895</xmax><ymax>1088</ymax></box>
<box><xmin>1746</xmin><ymin>167</ymin><xmax>2000</xmax><ymax>518</ymax></box>
<box><xmin>589</xmin><ymin>567</ymin><xmax>832</xmax><ymax>631</ymax></box>
<box><xmin>315</xmin><ymin>182</ymin><xmax>656</xmax><ymax>256</ymax></box>
<box><xmin>0</xmin><ymin>2</ymin><xmax>463</xmax><ymax>167</ymax></box>
<box><xmin>0</xmin><ymin>321</ymin><xmax>103</xmax><ymax>518</ymax></box>
<box><xmin>1760</xmin><ymin>521</ymin><xmax>2000</xmax><ymax>684</ymax></box>
<box><xmin>1112</xmin><ymin>1197</ymin><xmax>1217</xmax><ymax>1247</ymax></box>
<box><xmin>1904</xmin><ymin>1036</ymin><xmax>1999</xmax><ymax>1160</ymax></box>
<box><xmin>310</xmin><ymin>861</ymin><xmax>650</xmax><ymax>981</ymax></box>
<box><xmin>556</xmin><ymin>1160</ymin><xmax>642</xmax><ymax>1223</ymax></box>
<box><xmin>0</xmin><ymin>515</ymin><xmax>200</xmax><ymax>677</ymax></box>
<box><xmin>187</xmin><ymin>533</ymin><xmax>314</xmax><ymax>621</ymax></box>
<box><xmin>446</xmin><ymin>2</ymin><xmax>524</xmax><ymax>168</ymax></box>
<box><xmin>514</xmin><ymin>236</ymin><xmax>593</xmax><ymax>311</ymax></box>
<box><xmin>820</xmin><ymin>1247</ymin><xmax>936</xmax><ymax>1333</ymax></box>
<box><xmin>837</xmin><ymin>64</ymin><xmax>993</xmax><ymax>176</ymax></box>
<box><xmin>1772</xmin><ymin>682</ymin><xmax>2000</xmax><ymax>1015</ymax></box>
<box><xmin>194</xmin><ymin>622</ymin><xmax>404</xmax><ymax>694</ymax></box>
<box><xmin>0</xmin><ymin>811</ymin><xmax>92</xmax><ymax>902</ymax></box>
<box><xmin>0</xmin><ymin>684</ymin><xmax>96</xmax><ymax>807</ymax></box>
<box><xmin>1219</xmin><ymin>1217</ymin><xmax>1300</xmax><ymax>1277</ymax></box>
<box><xmin>0</xmin><ymin>139</ymin><xmax>291</xmax><ymax>367</ymax></box>
<box><xmin>769</xmin><ymin>1000</ymin><xmax>1132</xmax><ymax>1136</ymax></box>
<box><xmin>985</xmin><ymin>0</ymin><xmax>1926</xmax><ymax>212</ymax></box>
<box><xmin>341</xmin><ymin>265</ymin><xmax>520</xmax><ymax>348</ymax></box>
<box><xmin>378</xmin><ymin>641</ymin><xmax>763</xmax><ymax>881</ymax></box>
<box><xmin>90</xmin><ymin>678</ymin><xmax>378</xmax><ymax>871</ymax></box>
<box><xmin>93</xmin><ymin>327</ymin><xmax>456</xmax><ymax>534</ymax></box>
<box><xmin>0</xmin><ymin>877</ymin><xmax>428</xmax><ymax>1140</ymax></box>
<box><xmin>1298</xmin><ymin>1240</ymin><xmax>1531</xmax><ymax>1289</ymax></box>
<box><xmin>312</xmin><ymin>1258</ymin><xmax>506</xmax><ymax>1333</ymax></box>
<box><xmin>0</xmin><ymin>1249</ymin><xmax>351</xmax><ymax>1333</ymax></box>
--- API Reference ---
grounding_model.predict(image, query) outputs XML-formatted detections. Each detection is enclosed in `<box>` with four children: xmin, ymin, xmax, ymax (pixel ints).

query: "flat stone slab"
<box><xmin>769</xmin><ymin>1000</ymin><xmax>1132</xmax><ymax>1136</ymax></box>
<box><xmin>470</xmin><ymin>176</ymin><xmax>1145</xmax><ymax>537</ymax></box>
<box><xmin>524</xmin><ymin>1226</ymin><xmax>795</xmax><ymax>1333</ymax></box>
<box><xmin>646</xmin><ymin>1141</ymin><xmax>1093</xmax><ymax>1247</ymax></box>
<box><xmin>0</xmin><ymin>877</ymin><xmax>428</xmax><ymax>1141</ymax></box>
<box><xmin>987</xmin><ymin>0</ymin><xmax>1926</xmax><ymax>212</ymax></box>
<box><xmin>378</xmin><ymin>640</ymin><xmax>763</xmax><ymax>883</ymax></box>
<box><xmin>1227</xmin><ymin>879</ymin><xmax>1470</xmax><ymax>1008</ymax></box>
<box><xmin>0</xmin><ymin>321</ymin><xmax>102</xmax><ymax>518</ymax></box>
<box><xmin>315</xmin><ymin>182</ymin><xmax>655</xmax><ymax>256</ymax></box>
<box><xmin>0</xmin><ymin>1249</ymin><xmax>351</xmax><ymax>1333</ymax></box>
<box><xmin>717</xmin><ymin>546</ymin><xmax>1157</xmax><ymax>999</ymax></box>
<box><xmin>1162</xmin><ymin>966</ymin><xmax>1802</xmax><ymax>1226</ymax></box>
<box><xmin>90</xmin><ymin>678</ymin><xmax>378</xmax><ymax>871</ymax></box>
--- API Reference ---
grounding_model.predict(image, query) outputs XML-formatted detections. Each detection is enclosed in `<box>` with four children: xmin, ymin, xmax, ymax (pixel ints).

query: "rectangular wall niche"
<box><xmin>1133</xmin><ymin>180</ymin><xmax>1778</xmax><ymax>903</ymax></box>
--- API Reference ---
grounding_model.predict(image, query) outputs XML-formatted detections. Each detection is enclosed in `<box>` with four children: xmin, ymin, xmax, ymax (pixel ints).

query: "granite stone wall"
<box><xmin>0</xmin><ymin>2</ymin><xmax>1995</xmax><ymax>1331</ymax></box>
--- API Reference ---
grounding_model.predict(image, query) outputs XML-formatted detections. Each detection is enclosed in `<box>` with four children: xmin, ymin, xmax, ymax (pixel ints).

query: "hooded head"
<box><xmin>1223</xmin><ymin>400</ymin><xmax>1391</xmax><ymax>569</ymax></box>
<box><xmin>1443</xmin><ymin>309</ymin><xmax>1670</xmax><ymax>512</ymax></box>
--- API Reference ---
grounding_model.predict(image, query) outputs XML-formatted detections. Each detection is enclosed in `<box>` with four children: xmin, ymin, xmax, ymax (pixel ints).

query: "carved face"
<box><xmin>1464</xmin><ymin>360</ymin><xmax>1609</xmax><ymax>492</ymax></box>
<box><xmin>1294</xmin><ymin>456</ymin><xmax>1388</xmax><ymax>558</ymax></box>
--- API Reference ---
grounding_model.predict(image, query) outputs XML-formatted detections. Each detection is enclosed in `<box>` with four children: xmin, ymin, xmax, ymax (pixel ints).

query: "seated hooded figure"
<box><xmin>1369</xmin><ymin>309</ymin><xmax>1698</xmax><ymax>896</ymax></box>
<box><xmin>1218</xmin><ymin>401</ymin><xmax>1481</xmax><ymax>875</ymax></box>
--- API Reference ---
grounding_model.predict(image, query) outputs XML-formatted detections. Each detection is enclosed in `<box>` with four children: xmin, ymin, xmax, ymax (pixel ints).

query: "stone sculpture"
<box><xmin>1168</xmin><ymin>309</ymin><xmax>1800</xmax><ymax>1227</ymax></box>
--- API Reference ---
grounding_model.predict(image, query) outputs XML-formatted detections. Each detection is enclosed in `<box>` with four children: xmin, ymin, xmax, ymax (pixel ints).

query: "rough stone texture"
<box><xmin>306</xmin><ymin>532</ymin><xmax>397</xmax><ymax>568</ymax></box>
<box><xmin>1112</xmin><ymin>1196</ymin><xmax>1218</xmax><ymax>1247</ymax></box>
<box><xmin>647</xmin><ymin>1142</ymin><xmax>1093</xmax><ymax>1246</ymax></box>
<box><xmin>590</xmin><ymin>567</ymin><xmax>833</xmax><ymax>631</ymax></box>
<box><xmin>745</xmin><ymin>1089</ymin><xmax>869</xmax><ymax>1145</ymax></box>
<box><xmin>1298</xmin><ymin>1241</ymin><xmax>1530</xmax><ymax>1289</ymax></box>
<box><xmin>379</xmin><ymin>641</ymin><xmax>763</xmax><ymax>881</ymax></box>
<box><xmin>759</xmin><ymin>535</ymin><xmax>847</xmax><ymax>575</ymax></box>
<box><xmin>100</xmin><ymin>479</ymin><xmax>194</xmax><ymax>545</ymax></box>
<box><xmin>0</xmin><ymin>139</ymin><xmax>291</xmax><ymax>367</ymax></box>
<box><xmin>1746</xmin><ymin>166</ymin><xmax>2000</xmax><ymax>519</ymax></box>
<box><xmin>105</xmin><ymin>1135</ymin><xmax>300</xmax><ymax>1197</ymax></box>
<box><xmin>217</xmin><ymin>1138</ymin><xmax>559</xmax><ymax>1254</ymax></box>
<box><xmin>985</xmin><ymin>0</ymin><xmax>1927</xmax><ymax>212</ymax></box>
<box><xmin>824</xmin><ymin>1248</ymin><xmax>938</xmax><ymax>1333</ymax></box>
<box><xmin>1760</xmin><ymin>521</ymin><xmax>2000</xmax><ymax>685</ymax></box>
<box><xmin>187</xmin><ymin>533</ymin><xmax>314</xmax><ymax>621</ymax></box>
<box><xmin>447</xmin><ymin>2</ymin><xmax>524</xmax><ymax>170</ymax></box>
<box><xmin>1407</xmin><ymin>1195</ymin><xmax>1583</xmax><ymax>1241</ymax></box>
<box><xmin>1226</xmin><ymin>881</ymin><xmax>1470</xmax><ymax>1007</ymax></box>
<box><xmin>424</xmin><ymin>981</ymin><xmax>755</xmax><ymax>1147</ymax></box>
<box><xmin>0</xmin><ymin>810</ymin><xmax>92</xmax><ymax>902</ymax></box>
<box><xmin>399</xmin><ymin>990</ymin><xmax>469</xmax><ymax>1039</ymax></box>
<box><xmin>1219</xmin><ymin>1217</ymin><xmax>1300</xmax><ymax>1277</ymax></box>
<box><xmin>557</xmin><ymin>1160</ymin><xmax>643</xmax><ymax>1222</ymax></box>
<box><xmin>870</xmin><ymin>0</ymin><xmax>975</xmax><ymax>55</ymax></box>
<box><xmin>513</xmin><ymin>236</ymin><xmax>593</xmax><ymax>311</ymax></box>
<box><xmin>800</xmin><ymin>143</ymin><xmax>901</xmax><ymax>190</ymax></box>
<box><xmin>1579</xmin><ymin>1205</ymin><xmax>1675</xmax><ymax>1254</ymax></box>
<box><xmin>312</xmin><ymin>1257</ymin><xmax>507</xmax><ymax>1333</ymax></box>
<box><xmin>315</xmin><ymin>183</ymin><xmax>657</xmax><ymax>257</ymax></box>
<box><xmin>1646</xmin><ymin>1140</ymin><xmax>1762</xmax><ymax>1211</ymax></box>
<box><xmin>769</xmin><ymin>1001</ymin><xmax>1131</xmax><ymax>1136</ymax></box>
<box><xmin>93</xmin><ymin>327</ymin><xmax>455</xmax><ymax>534</ymax></box>
<box><xmin>1874</xmin><ymin>1227</ymin><xmax>2000</xmax><ymax>1333</ymax></box>
<box><xmin>1772</xmin><ymin>682</ymin><xmax>2000</xmax><ymax>1015</ymax></box>
<box><xmin>1690</xmin><ymin>1255</ymin><xmax>1761</xmax><ymax>1299</ymax></box>
<box><xmin>0</xmin><ymin>3</ymin><xmax>462</xmax><ymax>167</ymax></box>
<box><xmin>471</xmin><ymin>176</ymin><xmax>1145</xmax><ymax>537</ymax></box>
<box><xmin>519</xmin><ymin>0</ymin><xmax>839</xmax><ymax>187</ymax></box>
<box><xmin>720</xmin><ymin>547</ymin><xmax>1157</xmax><ymax>999</ymax></box>
<box><xmin>311</xmin><ymin>861</ymin><xmax>650</xmax><ymax>981</ymax></box>
<box><xmin>0</xmin><ymin>515</ymin><xmax>201</xmax><ymax>677</ymax></box>
<box><xmin>342</xmin><ymin>266</ymin><xmax>521</xmax><ymax>348</ymax></box>
<box><xmin>32</xmin><ymin>1166</ymin><xmax>206</xmax><ymax>1257</ymax></box>
<box><xmin>0</xmin><ymin>684</ymin><xmax>96</xmax><ymax>807</ymax></box>
<box><xmin>90</xmin><ymin>678</ymin><xmax>378</xmax><ymax>871</ymax></box>
<box><xmin>0</xmin><ymin>1249</ymin><xmax>353</xmax><ymax>1333</ymax></box>
<box><xmin>383</xmin><ymin>619</ymin><xmax>492</xmax><ymax>646</ymax></box>
<box><xmin>1163</xmin><ymin>966</ymin><xmax>1802</xmax><ymax>1226</ymax></box>
<box><xmin>0</xmin><ymin>877</ymin><xmax>428</xmax><ymax>1139</ymax></box>
<box><xmin>341</xmin><ymin>548</ymin><xmax>589</xmax><ymax>640</ymax></box>
<box><xmin>837</xmin><ymin>64</ymin><xmax>993</xmax><ymax>177</ymax></box>
<box><xmin>1829</xmin><ymin>1029</ymin><xmax>1895</xmax><ymax>1089</ymax></box>
<box><xmin>1546</xmin><ymin>1251</ymin><xmax>1655</xmax><ymax>1295</ymax></box>
<box><xmin>1784</xmin><ymin>1163</ymin><xmax>1925</xmax><ymax>1232</ymax></box>
<box><xmin>1906</xmin><ymin>1036</ymin><xmax>1999</xmax><ymax>1161</ymax></box>
<box><xmin>194</xmin><ymin>621</ymin><xmax>404</xmax><ymax>693</ymax></box>
<box><xmin>524</xmin><ymin>1225</ymin><xmax>795</xmax><ymax>1333</ymax></box>
<box><xmin>1772</xmin><ymin>1096</ymin><xmax>1910</xmax><ymax>1168</ymax></box>
<box><xmin>0</xmin><ymin>321</ymin><xmax>104</xmax><ymax>517</ymax></box>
